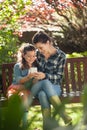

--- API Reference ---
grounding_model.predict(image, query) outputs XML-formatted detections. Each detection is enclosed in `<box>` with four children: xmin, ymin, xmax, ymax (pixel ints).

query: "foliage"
<box><xmin>0</xmin><ymin>94</ymin><xmax>84</xmax><ymax>130</ymax></box>
<box><xmin>45</xmin><ymin>0</ymin><xmax>87</xmax><ymax>53</ymax></box>
<box><xmin>66</xmin><ymin>51</ymin><xmax>87</xmax><ymax>58</ymax></box>
<box><xmin>19</xmin><ymin>0</ymin><xmax>87</xmax><ymax>53</ymax></box>
<box><xmin>0</xmin><ymin>29</ymin><xmax>18</xmax><ymax>64</ymax></box>
<box><xmin>0</xmin><ymin>0</ymin><xmax>87</xmax><ymax>65</ymax></box>
<box><xmin>0</xmin><ymin>0</ymin><xmax>32</xmax><ymax>64</ymax></box>
<box><xmin>0</xmin><ymin>94</ymin><xmax>24</xmax><ymax>130</ymax></box>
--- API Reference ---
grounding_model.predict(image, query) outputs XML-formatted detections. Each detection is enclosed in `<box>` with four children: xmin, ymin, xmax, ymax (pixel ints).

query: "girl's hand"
<box><xmin>27</xmin><ymin>73</ymin><xmax>37</xmax><ymax>79</ymax></box>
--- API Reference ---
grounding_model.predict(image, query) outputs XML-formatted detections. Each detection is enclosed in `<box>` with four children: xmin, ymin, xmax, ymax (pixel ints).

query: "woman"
<box><xmin>32</xmin><ymin>31</ymin><xmax>72</xmax><ymax>129</ymax></box>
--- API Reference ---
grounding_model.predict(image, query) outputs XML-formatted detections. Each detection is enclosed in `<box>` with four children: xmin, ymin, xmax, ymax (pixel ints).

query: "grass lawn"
<box><xmin>28</xmin><ymin>103</ymin><xmax>83</xmax><ymax>130</ymax></box>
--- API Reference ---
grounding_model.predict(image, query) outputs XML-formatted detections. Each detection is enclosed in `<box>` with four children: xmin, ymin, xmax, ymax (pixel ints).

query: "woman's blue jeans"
<box><xmin>31</xmin><ymin>79</ymin><xmax>61</xmax><ymax>109</ymax></box>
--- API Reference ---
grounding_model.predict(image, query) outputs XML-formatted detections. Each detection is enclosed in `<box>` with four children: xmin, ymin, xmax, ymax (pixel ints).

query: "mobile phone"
<box><xmin>29</xmin><ymin>67</ymin><xmax>37</xmax><ymax>73</ymax></box>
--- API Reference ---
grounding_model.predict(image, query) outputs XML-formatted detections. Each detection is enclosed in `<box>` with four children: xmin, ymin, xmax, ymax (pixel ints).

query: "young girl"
<box><xmin>7</xmin><ymin>43</ymin><xmax>38</xmax><ymax>127</ymax></box>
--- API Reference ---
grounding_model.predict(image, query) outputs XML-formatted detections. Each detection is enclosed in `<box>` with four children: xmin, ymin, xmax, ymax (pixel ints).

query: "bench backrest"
<box><xmin>61</xmin><ymin>57</ymin><xmax>87</xmax><ymax>102</ymax></box>
<box><xmin>2</xmin><ymin>57</ymin><xmax>87</xmax><ymax>103</ymax></box>
<box><xmin>2</xmin><ymin>62</ymin><xmax>15</xmax><ymax>96</ymax></box>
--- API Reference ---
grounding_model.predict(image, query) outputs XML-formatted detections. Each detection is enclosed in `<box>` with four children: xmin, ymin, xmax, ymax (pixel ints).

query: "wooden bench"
<box><xmin>61</xmin><ymin>57</ymin><xmax>87</xmax><ymax>103</ymax></box>
<box><xmin>1</xmin><ymin>57</ymin><xmax>87</xmax><ymax>104</ymax></box>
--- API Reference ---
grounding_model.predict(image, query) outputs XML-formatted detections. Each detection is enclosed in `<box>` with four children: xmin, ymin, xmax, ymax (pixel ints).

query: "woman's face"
<box><xmin>23</xmin><ymin>51</ymin><xmax>37</xmax><ymax>64</ymax></box>
<box><xmin>35</xmin><ymin>41</ymin><xmax>50</xmax><ymax>56</ymax></box>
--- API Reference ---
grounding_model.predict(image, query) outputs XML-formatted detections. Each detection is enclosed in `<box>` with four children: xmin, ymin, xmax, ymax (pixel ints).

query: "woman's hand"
<box><xmin>27</xmin><ymin>72</ymin><xmax>46</xmax><ymax>82</ymax></box>
<box><xmin>33</xmin><ymin>72</ymin><xmax>46</xmax><ymax>80</ymax></box>
<box><xmin>27</xmin><ymin>73</ymin><xmax>37</xmax><ymax>79</ymax></box>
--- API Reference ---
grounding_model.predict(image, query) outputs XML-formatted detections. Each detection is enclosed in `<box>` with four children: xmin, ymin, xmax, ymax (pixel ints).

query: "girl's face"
<box><xmin>23</xmin><ymin>51</ymin><xmax>37</xmax><ymax>64</ymax></box>
<box><xmin>35</xmin><ymin>41</ymin><xmax>50</xmax><ymax>56</ymax></box>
